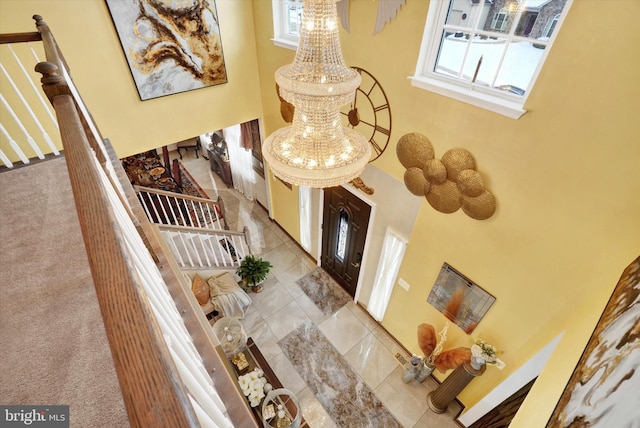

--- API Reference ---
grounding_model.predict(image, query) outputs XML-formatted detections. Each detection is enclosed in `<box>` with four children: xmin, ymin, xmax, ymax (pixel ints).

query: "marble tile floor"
<box><xmin>170</xmin><ymin>150</ymin><xmax>462</xmax><ymax>428</ymax></box>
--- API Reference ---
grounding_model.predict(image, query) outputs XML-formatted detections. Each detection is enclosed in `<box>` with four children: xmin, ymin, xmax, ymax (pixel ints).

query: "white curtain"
<box><xmin>224</xmin><ymin>124</ymin><xmax>255</xmax><ymax>201</ymax></box>
<box><xmin>368</xmin><ymin>229</ymin><xmax>407</xmax><ymax>321</ymax></box>
<box><xmin>299</xmin><ymin>186</ymin><xmax>311</xmax><ymax>252</ymax></box>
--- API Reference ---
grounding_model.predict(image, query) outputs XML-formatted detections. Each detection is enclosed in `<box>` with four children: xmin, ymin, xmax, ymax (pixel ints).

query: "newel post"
<box><xmin>34</xmin><ymin>61</ymin><xmax>70</xmax><ymax>102</ymax></box>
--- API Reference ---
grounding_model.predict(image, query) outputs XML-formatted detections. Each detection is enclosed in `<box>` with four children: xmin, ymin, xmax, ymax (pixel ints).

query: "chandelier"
<box><xmin>262</xmin><ymin>0</ymin><xmax>371</xmax><ymax>188</ymax></box>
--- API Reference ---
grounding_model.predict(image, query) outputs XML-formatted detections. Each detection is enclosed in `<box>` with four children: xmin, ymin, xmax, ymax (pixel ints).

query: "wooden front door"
<box><xmin>321</xmin><ymin>186</ymin><xmax>371</xmax><ymax>297</ymax></box>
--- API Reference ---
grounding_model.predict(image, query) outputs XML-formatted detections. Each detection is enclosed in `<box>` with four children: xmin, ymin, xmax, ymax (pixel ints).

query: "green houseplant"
<box><xmin>236</xmin><ymin>255</ymin><xmax>273</xmax><ymax>292</ymax></box>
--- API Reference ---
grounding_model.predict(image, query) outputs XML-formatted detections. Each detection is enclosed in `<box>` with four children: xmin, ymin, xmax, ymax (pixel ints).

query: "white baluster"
<box><xmin>0</xmin><ymin>94</ymin><xmax>44</xmax><ymax>159</ymax></box>
<box><xmin>8</xmin><ymin>45</ymin><xmax>58</xmax><ymax>130</ymax></box>
<box><xmin>0</xmin><ymin>63</ymin><xmax>58</xmax><ymax>155</ymax></box>
<box><xmin>0</xmin><ymin>147</ymin><xmax>14</xmax><ymax>168</ymax></box>
<box><xmin>0</xmin><ymin>122</ymin><xmax>29</xmax><ymax>164</ymax></box>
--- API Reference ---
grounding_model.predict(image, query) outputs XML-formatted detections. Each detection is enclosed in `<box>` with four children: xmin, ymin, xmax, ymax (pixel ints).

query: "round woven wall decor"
<box><xmin>423</xmin><ymin>159</ymin><xmax>447</xmax><ymax>184</ymax></box>
<box><xmin>426</xmin><ymin>180</ymin><xmax>461</xmax><ymax>213</ymax></box>
<box><xmin>404</xmin><ymin>167</ymin><xmax>428</xmax><ymax>196</ymax></box>
<box><xmin>456</xmin><ymin>169</ymin><xmax>485</xmax><ymax>197</ymax></box>
<box><xmin>441</xmin><ymin>148</ymin><xmax>476</xmax><ymax>180</ymax></box>
<box><xmin>461</xmin><ymin>190</ymin><xmax>496</xmax><ymax>220</ymax></box>
<box><xmin>396</xmin><ymin>133</ymin><xmax>434</xmax><ymax>169</ymax></box>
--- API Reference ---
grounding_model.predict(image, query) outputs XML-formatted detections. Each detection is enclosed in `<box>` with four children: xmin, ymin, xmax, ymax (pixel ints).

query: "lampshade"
<box><xmin>262</xmin><ymin>0</ymin><xmax>371</xmax><ymax>188</ymax></box>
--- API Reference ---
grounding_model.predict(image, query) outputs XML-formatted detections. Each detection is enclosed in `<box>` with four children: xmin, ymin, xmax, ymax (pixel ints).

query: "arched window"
<box><xmin>336</xmin><ymin>208</ymin><xmax>349</xmax><ymax>262</ymax></box>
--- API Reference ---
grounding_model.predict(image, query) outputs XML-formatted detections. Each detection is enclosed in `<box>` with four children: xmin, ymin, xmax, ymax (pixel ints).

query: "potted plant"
<box><xmin>236</xmin><ymin>255</ymin><xmax>273</xmax><ymax>293</ymax></box>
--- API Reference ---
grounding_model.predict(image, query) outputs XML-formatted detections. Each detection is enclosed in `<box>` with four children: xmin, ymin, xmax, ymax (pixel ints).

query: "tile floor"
<box><xmin>170</xmin><ymin>150</ymin><xmax>462</xmax><ymax>428</ymax></box>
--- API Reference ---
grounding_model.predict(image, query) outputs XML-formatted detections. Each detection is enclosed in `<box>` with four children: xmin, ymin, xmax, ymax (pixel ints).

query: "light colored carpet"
<box><xmin>0</xmin><ymin>158</ymin><xmax>128</xmax><ymax>427</ymax></box>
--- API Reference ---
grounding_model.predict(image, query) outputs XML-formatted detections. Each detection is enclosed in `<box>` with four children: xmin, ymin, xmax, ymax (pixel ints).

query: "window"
<box><xmin>336</xmin><ymin>208</ymin><xmax>349</xmax><ymax>262</ymax></box>
<box><xmin>368</xmin><ymin>229</ymin><xmax>407</xmax><ymax>321</ymax></box>
<box><xmin>543</xmin><ymin>14</ymin><xmax>560</xmax><ymax>38</ymax></box>
<box><xmin>491</xmin><ymin>8</ymin><xmax>510</xmax><ymax>31</ymax></box>
<box><xmin>411</xmin><ymin>0</ymin><xmax>572</xmax><ymax>119</ymax></box>
<box><xmin>272</xmin><ymin>0</ymin><xmax>304</xmax><ymax>50</ymax></box>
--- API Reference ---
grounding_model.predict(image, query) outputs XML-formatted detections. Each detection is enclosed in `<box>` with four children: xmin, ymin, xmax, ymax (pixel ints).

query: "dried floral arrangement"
<box><xmin>418</xmin><ymin>322</ymin><xmax>471</xmax><ymax>373</ymax></box>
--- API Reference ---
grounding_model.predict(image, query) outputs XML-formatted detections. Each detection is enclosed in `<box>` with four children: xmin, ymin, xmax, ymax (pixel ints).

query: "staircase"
<box><xmin>135</xmin><ymin>185</ymin><xmax>251</xmax><ymax>269</ymax></box>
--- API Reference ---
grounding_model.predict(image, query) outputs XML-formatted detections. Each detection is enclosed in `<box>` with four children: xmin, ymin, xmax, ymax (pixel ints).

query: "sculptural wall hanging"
<box><xmin>336</xmin><ymin>0</ymin><xmax>406</xmax><ymax>34</ymax></box>
<box><xmin>396</xmin><ymin>132</ymin><xmax>496</xmax><ymax>220</ymax></box>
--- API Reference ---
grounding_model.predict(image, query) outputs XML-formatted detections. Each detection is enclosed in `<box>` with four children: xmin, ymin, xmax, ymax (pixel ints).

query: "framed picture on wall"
<box><xmin>427</xmin><ymin>263</ymin><xmax>495</xmax><ymax>334</ymax></box>
<box><xmin>547</xmin><ymin>256</ymin><xmax>640</xmax><ymax>427</ymax></box>
<box><xmin>105</xmin><ymin>0</ymin><xmax>228</xmax><ymax>100</ymax></box>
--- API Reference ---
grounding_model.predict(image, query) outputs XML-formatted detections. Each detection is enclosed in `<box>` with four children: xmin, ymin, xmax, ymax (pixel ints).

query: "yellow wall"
<box><xmin>251</xmin><ymin>0</ymin><xmax>640</xmax><ymax>422</ymax></box>
<box><xmin>0</xmin><ymin>0</ymin><xmax>263</xmax><ymax>158</ymax></box>
<box><xmin>2</xmin><ymin>0</ymin><xmax>639</xmax><ymax>425</ymax></box>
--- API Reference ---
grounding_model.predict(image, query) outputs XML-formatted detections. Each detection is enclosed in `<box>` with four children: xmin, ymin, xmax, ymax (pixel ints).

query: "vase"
<box><xmin>415</xmin><ymin>361</ymin><xmax>436</xmax><ymax>383</ymax></box>
<box><xmin>401</xmin><ymin>356</ymin><xmax>422</xmax><ymax>383</ymax></box>
<box><xmin>470</xmin><ymin>356</ymin><xmax>485</xmax><ymax>370</ymax></box>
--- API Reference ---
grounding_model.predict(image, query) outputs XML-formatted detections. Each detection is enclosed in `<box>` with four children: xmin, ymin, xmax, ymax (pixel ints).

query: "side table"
<box><xmin>427</xmin><ymin>361</ymin><xmax>485</xmax><ymax>414</ymax></box>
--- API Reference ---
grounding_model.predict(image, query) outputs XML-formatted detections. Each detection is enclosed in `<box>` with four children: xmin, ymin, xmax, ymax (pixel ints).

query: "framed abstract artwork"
<box><xmin>427</xmin><ymin>262</ymin><xmax>495</xmax><ymax>334</ymax></box>
<box><xmin>105</xmin><ymin>0</ymin><xmax>228</xmax><ymax>101</ymax></box>
<box><xmin>547</xmin><ymin>256</ymin><xmax>639</xmax><ymax>427</ymax></box>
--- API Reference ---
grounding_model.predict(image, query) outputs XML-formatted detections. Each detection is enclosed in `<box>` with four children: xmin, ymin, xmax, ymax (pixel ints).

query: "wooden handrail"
<box><xmin>29</xmin><ymin>16</ymin><xmax>257</xmax><ymax>427</ymax></box>
<box><xmin>33</xmin><ymin>19</ymin><xmax>198</xmax><ymax>428</ymax></box>
<box><xmin>45</xmin><ymin>92</ymin><xmax>198</xmax><ymax>427</ymax></box>
<box><xmin>0</xmin><ymin>32</ymin><xmax>42</xmax><ymax>44</ymax></box>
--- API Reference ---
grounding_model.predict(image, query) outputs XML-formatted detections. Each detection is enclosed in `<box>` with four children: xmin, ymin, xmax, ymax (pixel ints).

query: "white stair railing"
<box><xmin>18</xmin><ymin>14</ymin><xmax>256</xmax><ymax>426</ymax></box>
<box><xmin>135</xmin><ymin>185</ymin><xmax>227</xmax><ymax>230</ymax></box>
<box><xmin>94</xmin><ymin>154</ymin><xmax>234</xmax><ymax>428</ymax></box>
<box><xmin>0</xmin><ymin>42</ymin><xmax>61</xmax><ymax>168</ymax></box>
<box><xmin>159</xmin><ymin>225</ymin><xmax>251</xmax><ymax>270</ymax></box>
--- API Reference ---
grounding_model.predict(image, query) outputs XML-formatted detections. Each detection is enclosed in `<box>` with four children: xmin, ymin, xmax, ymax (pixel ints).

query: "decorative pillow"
<box><xmin>207</xmin><ymin>276</ymin><xmax>222</xmax><ymax>299</ymax></box>
<box><xmin>191</xmin><ymin>274</ymin><xmax>209</xmax><ymax>306</ymax></box>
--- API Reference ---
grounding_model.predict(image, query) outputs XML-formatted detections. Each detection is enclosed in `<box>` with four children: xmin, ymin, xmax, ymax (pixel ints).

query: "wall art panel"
<box><xmin>106</xmin><ymin>0</ymin><xmax>227</xmax><ymax>100</ymax></box>
<box><xmin>547</xmin><ymin>256</ymin><xmax>640</xmax><ymax>427</ymax></box>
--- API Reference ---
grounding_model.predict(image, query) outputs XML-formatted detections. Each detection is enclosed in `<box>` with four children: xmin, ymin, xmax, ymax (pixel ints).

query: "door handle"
<box><xmin>351</xmin><ymin>252</ymin><xmax>362</xmax><ymax>268</ymax></box>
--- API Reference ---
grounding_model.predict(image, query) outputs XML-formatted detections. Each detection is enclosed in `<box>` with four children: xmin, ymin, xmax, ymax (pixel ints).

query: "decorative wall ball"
<box><xmin>404</xmin><ymin>167</ymin><xmax>428</xmax><ymax>196</ymax></box>
<box><xmin>456</xmin><ymin>169</ymin><xmax>485</xmax><ymax>197</ymax></box>
<box><xmin>426</xmin><ymin>180</ymin><xmax>461</xmax><ymax>213</ymax></box>
<box><xmin>461</xmin><ymin>190</ymin><xmax>496</xmax><ymax>220</ymax></box>
<box><xmin>441</xmin><ymin>148</ymin><xmax>476</xmax><ymax>180</ymax></box>
<box><xmin>396</xmin><ymin>133</ymin><xmax>434</xmax><ymax>169</ymax></box>
<box><xmin>397</xmin><ymin>131</ymin><xmax>496</xmax><ymax>220</ymax></box>
<box><xmin>423</xmin><ymin>159</ymin><xmax>447</xmax><ymax>184</ymax></box>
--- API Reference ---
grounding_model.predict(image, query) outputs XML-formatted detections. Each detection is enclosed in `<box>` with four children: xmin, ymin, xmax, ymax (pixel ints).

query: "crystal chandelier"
<box><xmin>262</xmin><ymin>0</ymin><xmax>371</xmax><ymax>188</ymax></box>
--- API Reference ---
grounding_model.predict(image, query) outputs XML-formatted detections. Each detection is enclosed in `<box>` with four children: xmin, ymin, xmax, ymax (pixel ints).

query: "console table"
<box><xmin>229</xmin><ymin>338</ymin><xmax>308</xmax><ymax>427</ymax></box>
<box><xmin>208</xmin><ymin>148</ymin><xmax>233</xmax><ymax>187</ymax></box>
